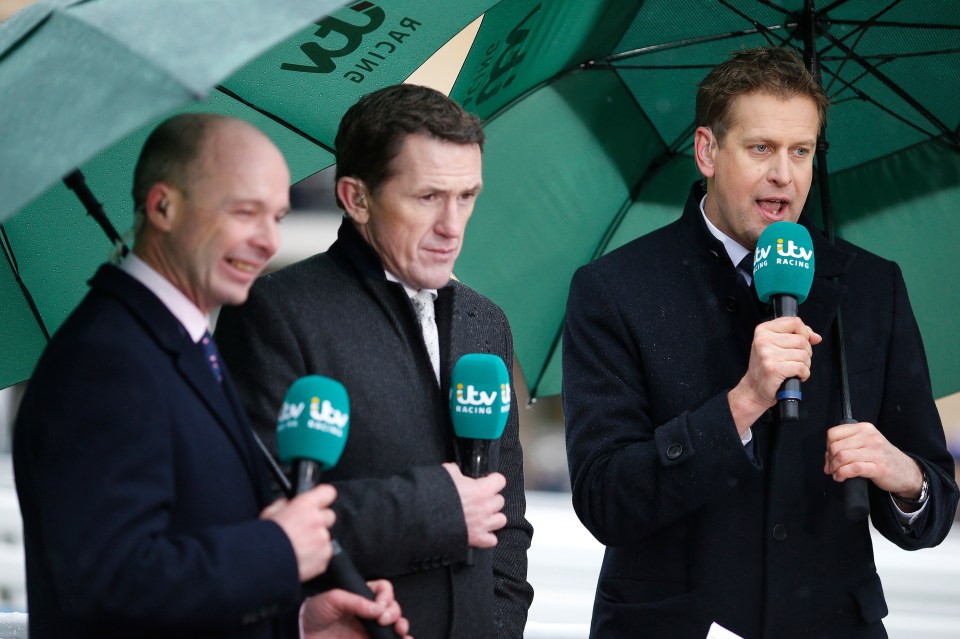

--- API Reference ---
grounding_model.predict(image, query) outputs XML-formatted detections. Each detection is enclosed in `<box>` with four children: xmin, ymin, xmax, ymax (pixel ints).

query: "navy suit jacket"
<box><xmin>14</xmin><ymin>265</ymin><xmax>303</xmax><ymax>638</ymax></box>
<box><xmin>563</xmin><ymin>183</ymin><xmax>958</xmax><ymax>639</ymax></box>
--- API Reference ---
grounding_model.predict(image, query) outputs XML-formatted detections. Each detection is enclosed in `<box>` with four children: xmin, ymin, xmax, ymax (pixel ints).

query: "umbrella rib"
<box><xmin>818</xmin><ymin>61</ymin><xmax>941</xmax><ymax>141</ymax></box>
<box><xmin>214</xmin><ymin>85</ymin><xmax>336</xmax><ymax>155</ymax></box>
<box><xmin>753</xmin><ymin>0</ymin><xmax>792</xmax><ymax>17</ymax></box>
<box><xmin>0</xmin><ymin>225</ymin><xmax>51</xmax><ymax>342</ymax></box>
<box><xmin>822</xmin><ymin>47</ymin><xmax>960</xmax><ymax>61</ymax></box>
<box><xmin>817</xmin><ymin>29</ymin><xmax>960</xmax><ymax>148</ymax></box>
<box><xmin>828</xmin><ymin>18</ymin><xmax>960</xmax><ymax>30</ymax></box>
<box><xmin>817</xmin><ymin>0</ymin><xmax>904</xmax><ymax>60</ymax></box>
<box><xmin>715</xmin><ymin>0</ymin><xmax>792</xmax><ymax>48</ymax></box>
<box><xmin>597</xmin><ymin>24</ymin><xmax>796</xmax><ymax>64</ymax></box>
<box><xmin>817</xmin><ymin>0</ymin><xmax>862</xmax><ymax>15</ymax></box>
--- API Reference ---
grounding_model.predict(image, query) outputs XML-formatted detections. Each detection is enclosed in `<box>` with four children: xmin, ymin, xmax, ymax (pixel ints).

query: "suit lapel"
<box><xmin>91</xmin><ymin>266</ymin><xmax>266</xmax><ymax>499</ymax></box>
<box><xmin>797</xmin><ymin>217</ymin><xmax>857</xmax><ymax>336</ymax></box>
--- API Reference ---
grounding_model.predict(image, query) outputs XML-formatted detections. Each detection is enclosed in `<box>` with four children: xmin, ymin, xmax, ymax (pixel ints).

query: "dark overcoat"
<box><xmin>216</xmin><ymin>220</ymin><xmax>533</xmax><ymax>639</ymax></box>
<box><xmin>14</xmin><ymin>266</ymin><xmax>303</xmax><ymax>638</ymax></box>
<box><xmin>563</xmin><ymin>183</ymin><xmax>958</xmax><ymax>639</ymax></box>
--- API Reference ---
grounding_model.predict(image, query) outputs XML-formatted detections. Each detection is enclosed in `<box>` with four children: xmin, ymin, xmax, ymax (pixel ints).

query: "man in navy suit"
<box><xmin>13</xmin><ymin>114</ymin><xmax>410</xmax><ymax>638</ymax></box>
<box><xmin>563</xmin><ymin>47</ymin><xmax>958</xmax><ymax>638</ymax></box>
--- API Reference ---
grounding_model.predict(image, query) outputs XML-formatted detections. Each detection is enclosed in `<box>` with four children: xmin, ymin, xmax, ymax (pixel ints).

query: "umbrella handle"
<box><xmin>62</xmin><ymin>169</ymin><xmax>128</xmax><ymax>258</ymax></box>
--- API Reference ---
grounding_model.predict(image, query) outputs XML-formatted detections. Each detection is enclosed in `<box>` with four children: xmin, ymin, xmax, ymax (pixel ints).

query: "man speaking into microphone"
<box><xmin>216</xmin><ymin>85</ymin><xmax>532</xmax><ymax>639</ymax></box>
<box><xmin>563</xmin><ymin>47</ymin><xmax>958</xmax><ymax>639</ymax></box>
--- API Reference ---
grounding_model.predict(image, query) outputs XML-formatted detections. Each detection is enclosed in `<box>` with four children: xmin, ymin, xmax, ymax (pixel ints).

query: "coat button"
<box><xmin>724</xmin><ymin>296</ymin><xmax>739</xmax><ymax>312</ymax></box>
<box><xmin>666</xmin><ymin>443</ymin><xmax>683</xmax><ymax>459</ymax></box>
<box><xmin>772</xmin><ymin>524</ymin><xmax>787</xmax><ymax>541</ymax></box>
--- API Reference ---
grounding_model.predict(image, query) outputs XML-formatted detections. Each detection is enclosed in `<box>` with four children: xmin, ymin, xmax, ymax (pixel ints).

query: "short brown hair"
<box><xmin>696</xmin><ymin>47</ymin><xmax>829</xmax><ymax>143</ymax></box>
<box><xmin>333</xmin><ymin>84</ymin><xmax>485</xmax><ymax>208</ymax></box>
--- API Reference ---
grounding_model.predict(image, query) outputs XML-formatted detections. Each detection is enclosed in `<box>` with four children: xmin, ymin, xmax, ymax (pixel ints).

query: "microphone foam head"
<box><xmin>449</xmin><ymin>354</ymin><xmax>510</xmax><ymax>440</ymax></box>
<box><xmin>276</xmin><ymin>375</ymin><xmax>350</xmax><ymax>469</ymax></box>
<box><xmin>753</xmin><ymin>221</ymin><xmax>815</xmax><ymax>304</ymax></box>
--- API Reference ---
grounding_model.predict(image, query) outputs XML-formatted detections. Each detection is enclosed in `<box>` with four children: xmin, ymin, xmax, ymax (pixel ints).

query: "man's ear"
<box><xmin>337</xmin><ymin>177</ymin><xmax>370</xmax><ymax>224</ymax></box>
<box><xmin>694</xmin><ymin>127</ymin><xmax>717</xmax><ymax>178</ymax></box>
<box><xmin>144</xmin><ymin>183</ymin><xmax>175</xmax><ymax>231</ymax></box>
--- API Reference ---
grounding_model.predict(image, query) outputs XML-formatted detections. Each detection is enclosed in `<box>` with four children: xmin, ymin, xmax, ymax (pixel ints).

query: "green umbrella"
<box><xmin>448</xmin><ymin>0</ymin><xmax>960</xmax><ymax>400</ymax></box>
<box><xmin>0</xmin><ymin>0</ymin><xmax>497</xmax><ymax>389</ymax></box>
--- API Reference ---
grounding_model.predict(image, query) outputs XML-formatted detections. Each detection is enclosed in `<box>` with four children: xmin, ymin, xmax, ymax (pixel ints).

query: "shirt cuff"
<box><xmin>890</xmin><ymin>492</ymin><xmax>929</xmax><ymax>527</ymax></box>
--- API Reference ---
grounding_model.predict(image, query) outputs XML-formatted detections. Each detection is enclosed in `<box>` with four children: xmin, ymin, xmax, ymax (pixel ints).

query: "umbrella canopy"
<box><xmin>0</xmin><ymin>0</ymin><xmax>497</xmax><ymax>389</ymax></box>
<box><xmin>447</xmin><ymin>0</ymin><xmax>960</xmax><ymax>400</ymax></box>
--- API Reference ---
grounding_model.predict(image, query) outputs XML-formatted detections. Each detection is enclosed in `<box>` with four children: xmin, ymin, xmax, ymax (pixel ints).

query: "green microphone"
<box><xmin>753</xmin><ymin>221</ymin><xmax>815</xmax><ymax>421</ymax></box>
<box><xmin>449</xmin><ymin>354</ymin><xmax>510</xmax><ymax>566</ymax></box>
<box><xmin>449</xmin><ymin>354</ymin><xmax>511</xmax><ymax>478</ymax></box>
<box><xmin>275</xmin><ymin>376</ymin><xmax>399</xmax><ymax>639</ymax></box>
<box><xmin>276</xmin><ymin>375</ymin><xmax>349</xmax><ymax>493</ymax></box>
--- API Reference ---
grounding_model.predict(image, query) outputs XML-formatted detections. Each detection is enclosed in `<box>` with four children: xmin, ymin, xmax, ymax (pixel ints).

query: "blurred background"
<box><xmin>1</xmin><ymin>1</ymin><xmax>958</xmax><ymax>637</ymax></box>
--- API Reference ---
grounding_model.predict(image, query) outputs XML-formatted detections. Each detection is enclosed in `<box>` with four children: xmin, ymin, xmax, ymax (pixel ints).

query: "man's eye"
<box><xmin>754</xmin><ymin>145</ymin><xmax>768</xmax><ymax>153</ymax></box>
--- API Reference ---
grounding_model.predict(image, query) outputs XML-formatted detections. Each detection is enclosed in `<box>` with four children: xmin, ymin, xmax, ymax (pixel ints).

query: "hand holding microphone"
<box><xmin>260</xmin><ymin>484</ymin><xmax>337</xmax><ymax>581</ymax></box>
<box><xmin>752</xmin><ymin>221</ymin><xmax>818</xmax><ymax>421</ymax></box>
<box><xmin>276</xmin><ymin>376</ymin><xmax>401</xmax><ymax>639</ymax></box>
<box><xmin>448</xmin><ymin>354</ymin><xmax>511</xmax><ymax>563</ymax></box>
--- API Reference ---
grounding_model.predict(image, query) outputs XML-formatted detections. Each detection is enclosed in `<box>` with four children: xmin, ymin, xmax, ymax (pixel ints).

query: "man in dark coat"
<box><xmin>563</xmin><ymin>47</ymin><xmax>958</xmax><ymax>639</ymax></box>
<box><xmin>216</xmin><ymin>85</ymin><xmax>533</xmax><ymax>639</ymax></box>
<box><xmin>13</xmin><ymin>114</ymin><xmax>410</xmax><ymax>639</ymax></box>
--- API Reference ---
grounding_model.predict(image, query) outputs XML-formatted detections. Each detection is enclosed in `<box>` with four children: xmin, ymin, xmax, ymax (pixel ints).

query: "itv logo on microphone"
<box><xmin>754</xmin><ymin>232</ymin><xmax>812</xmax><ymax>276</ymax></box>
<box><xmin>453</xmin><ymin>382</ymin><xmax>511</xmax><ymax>415</ymax></box>
<box><xmin>277</xmin><ymin>396</ymin><xmax>348</xmax><ymax>438</ymax></box>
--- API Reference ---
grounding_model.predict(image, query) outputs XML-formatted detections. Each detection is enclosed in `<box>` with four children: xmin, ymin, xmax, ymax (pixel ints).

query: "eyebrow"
<box><xmin>743</xmin><ymin>136</ymin><xmax>817</xmax><ymax>147</ymax></box>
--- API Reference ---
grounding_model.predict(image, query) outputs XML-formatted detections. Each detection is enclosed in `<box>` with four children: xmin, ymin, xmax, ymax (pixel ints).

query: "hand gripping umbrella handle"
<box><xmin>840</xmin><ymin>418</ymin><xmax>870</xmax><ymax>520</ymax></box>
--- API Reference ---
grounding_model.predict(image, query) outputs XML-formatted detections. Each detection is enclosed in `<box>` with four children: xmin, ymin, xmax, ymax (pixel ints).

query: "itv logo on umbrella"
<box><xmin>281</xmin><ymin>1</ymin><xmax>422</xmax><ymax>84</ymax></box>
<box><xmin>462</xmin><ymin>3</ymin><xmax>542</xmax><ymax>108</ymax></box>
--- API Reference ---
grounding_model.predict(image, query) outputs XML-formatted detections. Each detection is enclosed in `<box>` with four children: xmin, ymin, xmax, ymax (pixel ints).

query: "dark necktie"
<box><xmin>200</xmin><ymin>330</ymin><xmax>223</xmax><ymax>383</ymax></box>
<box><xmin>737</xmin><ymin>253</ymin><xmax>753</xmax><ymax>287</ymax></box>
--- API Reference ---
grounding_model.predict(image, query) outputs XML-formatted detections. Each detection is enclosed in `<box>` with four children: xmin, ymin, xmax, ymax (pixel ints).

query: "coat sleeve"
<box><xmin>17</xmin><ymin>338</ymin><xmax>301</xmax><ymax>633</ymax></box>
<box><xmin>490</xmin><ymin>316</ymin><xmax>534</xmax><ymax>637</ymax></box>
<box><xmin>865</xmin><ymin>264</ymin><xmax>958</xmax><ymax>548</ymax></box>
<box><xmin>562</xmin><ymin>263</ymin><xmax>762</xmax><ymax>546</ymax></box>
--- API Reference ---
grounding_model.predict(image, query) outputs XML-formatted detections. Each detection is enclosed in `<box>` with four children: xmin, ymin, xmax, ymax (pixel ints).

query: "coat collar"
<box><xmin>678</xmin><ymin>182</ymin><xmax>857</xmax><ymax>336</ymax></box>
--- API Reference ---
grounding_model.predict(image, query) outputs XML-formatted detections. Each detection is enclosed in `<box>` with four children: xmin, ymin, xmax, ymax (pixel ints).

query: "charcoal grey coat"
<box><xmin>216</xmin><ymin>219</ymin><xmax>533</xmax><ymax>639</ymax></box>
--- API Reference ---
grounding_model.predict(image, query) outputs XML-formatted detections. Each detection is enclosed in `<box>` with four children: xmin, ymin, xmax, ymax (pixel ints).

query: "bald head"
<box><xmin>131</xmin><ymin>113</ymin><xmax>291</xmax><ymax>313</ymax></box>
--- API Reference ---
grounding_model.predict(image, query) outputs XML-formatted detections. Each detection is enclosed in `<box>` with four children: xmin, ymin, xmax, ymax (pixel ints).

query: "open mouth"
<box><xmin>226</xmin><ymin>258</ymin><xmax>258</xmax><ymax>273</ymax></box>
<box><xmin>757</xmin><ymin>198</ymin><xmax>788</xmax><ymax>218</ymax></box>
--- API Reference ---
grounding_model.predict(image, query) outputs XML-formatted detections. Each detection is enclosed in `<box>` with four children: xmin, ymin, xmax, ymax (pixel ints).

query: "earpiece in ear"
<box><xmin>158</xmin><ymin>199</ymin><xmax>168</xmax><ymax>213</ymax></box>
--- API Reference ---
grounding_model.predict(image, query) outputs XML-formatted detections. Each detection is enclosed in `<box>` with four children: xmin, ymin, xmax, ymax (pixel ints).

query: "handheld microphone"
<box><xmin>449</xmin><ymin>354</ymin><xmax>511</xmax><ymax>566</ymax></box>
<box><xmin>753</xmin><ymin>221</ymin><xmax>815</xmax><ymax>421</ymax></box>
<box><xmin>277</xmin><ymin>376</ymin><xmax>398</xmax><ymax>639</ymax></box>
<box><xmin>449</xmin><ymin>354</ymin><xmax>511</xmax><ymax>478</ymax></box>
